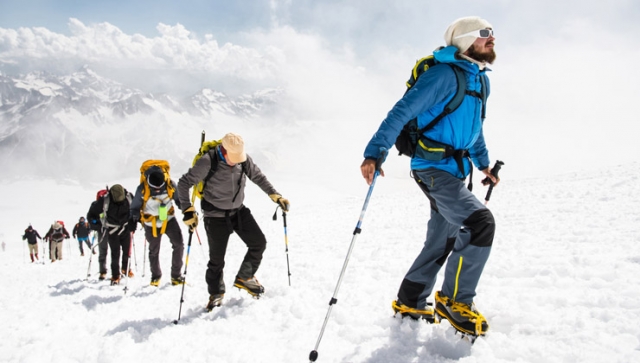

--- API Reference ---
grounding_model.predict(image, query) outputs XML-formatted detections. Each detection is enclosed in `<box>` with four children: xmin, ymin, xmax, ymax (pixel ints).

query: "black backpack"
<box><xmin>394</xmin><ymin>55</ymin><xmax>487</xmax><ymax>158</ymax></box>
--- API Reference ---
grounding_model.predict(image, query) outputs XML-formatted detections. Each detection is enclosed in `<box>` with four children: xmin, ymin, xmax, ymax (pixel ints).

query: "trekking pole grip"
<box><xmin>484</xmin><ymin>160</ymin><xmax>504</xmax><ymax>203</ymax></box>
<box><xmin>375</xmin><ymin>148</ymin><xmax>388</xmax><ymax>172</ymax></box>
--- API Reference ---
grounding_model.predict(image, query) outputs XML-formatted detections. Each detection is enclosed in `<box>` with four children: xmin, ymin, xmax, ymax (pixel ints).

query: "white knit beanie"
<box><xmin>444</xmin><ymin>16</ymin><xmax>492</xmax><ymax>53</ymax></box>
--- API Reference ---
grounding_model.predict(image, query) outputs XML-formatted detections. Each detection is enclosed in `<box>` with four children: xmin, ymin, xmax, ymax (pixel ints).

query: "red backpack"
<box><xmin>96</xmin><ymin>188</ymin><xmax>108</xmax><ymax>201</ymax></box>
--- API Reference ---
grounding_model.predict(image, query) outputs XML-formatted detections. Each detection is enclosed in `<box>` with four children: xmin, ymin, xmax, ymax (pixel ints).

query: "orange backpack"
<box><xmin>139</xmin><ymin>160</ymin><xmax>175</xmax><ymax>237</ymax></box>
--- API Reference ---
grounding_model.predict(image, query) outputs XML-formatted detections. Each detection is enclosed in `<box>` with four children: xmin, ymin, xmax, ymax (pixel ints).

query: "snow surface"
<box><xmin>1</xmin><ymin>162</ymin><xmax>640</xmax><ymax>363</ymax></box>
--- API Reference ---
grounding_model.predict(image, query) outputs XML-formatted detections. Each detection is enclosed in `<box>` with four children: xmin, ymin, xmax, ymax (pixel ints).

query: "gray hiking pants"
<box><xmin>144</xmin><ymin>218</ymin><xmax>184</xmax><ymax>280</ymax></box>
<box><xmin>398</xmin><ymin>168</ymin><xmax>495</xmax><ymax>308</ymax></box>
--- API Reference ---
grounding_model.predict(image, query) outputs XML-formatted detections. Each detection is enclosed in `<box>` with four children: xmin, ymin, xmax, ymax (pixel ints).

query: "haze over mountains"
<box><xmin>0</xmin><ymin>66</ymin><xmax>283</xmax><ymax>181</ymax></box>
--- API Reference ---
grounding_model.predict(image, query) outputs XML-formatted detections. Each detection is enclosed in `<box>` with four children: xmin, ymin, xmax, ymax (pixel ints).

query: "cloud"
<box><xmin>1</xmin><ymin>5</ymin><xmax>639</xmax><ymax>178</ymax></box>
<box><xmin>0</xmin><ymin>18</ymin><xmax>280</xmax><ymax>81</ymax></box>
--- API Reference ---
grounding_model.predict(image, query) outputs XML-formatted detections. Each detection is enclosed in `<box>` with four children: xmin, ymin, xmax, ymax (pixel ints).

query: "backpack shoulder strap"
<box><xmin>202</xmin><ymin>147</ymin><xmax>220</xmax><ymax>186</ymax></box>
<box><xmin>198</xmin><ymin>148</ymin><xmax>247</xmax><ymax>205</ymax></box>
<box><xmin>101</xmin><ymin>195</ymin><xmax>110</xmax><ymax>224</ymax></box>
<box><xmin>478</xmin><ymin>73</ymin><xmax>488</xmax><ymax>120</ymax></box>
<box><xmin>417</xmin><ymin>63</ymin><xmax>467</xmax><ymax>134</ymax></box>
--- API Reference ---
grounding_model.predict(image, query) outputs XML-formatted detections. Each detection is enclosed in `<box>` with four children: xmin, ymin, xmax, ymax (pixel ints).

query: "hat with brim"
<box><xmin>110</xmin><ymin>184</ymin><xmax>126</xmax><ymax>203</ymax></box>
<box><xmin>221</xmin><ymin>133</ymin><xmax>247</xmax><ymax>163</ymax></box>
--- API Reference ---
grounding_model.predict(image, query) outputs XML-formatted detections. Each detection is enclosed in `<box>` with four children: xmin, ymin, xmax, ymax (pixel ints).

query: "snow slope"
<box><xmin>0</xmin><ymin>162</ymin><xmax>639</xmax><ymax>363</ymax></box>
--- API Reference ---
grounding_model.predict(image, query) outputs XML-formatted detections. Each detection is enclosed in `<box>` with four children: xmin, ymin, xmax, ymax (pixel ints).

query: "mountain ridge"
<box><xmin>0</xmin><ymin>66</ymin><xmax>283</xmax><ymax>181</ymax></box>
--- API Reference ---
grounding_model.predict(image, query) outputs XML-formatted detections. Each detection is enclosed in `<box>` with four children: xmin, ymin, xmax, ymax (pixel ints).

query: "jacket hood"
<box><xmin>433</xmin><ymin>46</ymin><xmax>489</xmax><ymax>73</ymax></box>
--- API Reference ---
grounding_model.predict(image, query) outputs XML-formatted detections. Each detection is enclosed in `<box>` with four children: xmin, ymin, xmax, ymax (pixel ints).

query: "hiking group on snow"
<box><xmin>19</xmin><ymin>16</ymin><xmax>501</xmax><ymax>348</ymax></box>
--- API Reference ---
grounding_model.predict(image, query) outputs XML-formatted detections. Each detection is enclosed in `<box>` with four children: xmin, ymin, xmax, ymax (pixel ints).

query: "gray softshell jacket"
<box><xmin>177</xmin><ymin>147</ymin><xmax>278</xmax><ymax>218</ymax></box>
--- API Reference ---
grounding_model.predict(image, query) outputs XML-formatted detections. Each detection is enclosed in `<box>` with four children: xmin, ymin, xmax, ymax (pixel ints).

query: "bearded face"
<box><xmin>466</xmin><ymin>43</ymin><xmax>496</xmax><ymax>64</ymax></box>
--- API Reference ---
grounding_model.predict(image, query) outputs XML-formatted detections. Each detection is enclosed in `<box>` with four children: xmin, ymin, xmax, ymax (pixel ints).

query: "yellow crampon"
<box><xmin>391</xmin><ymin>300</ymin><xmax>438</xmax><ymax>323</ymax></box>
<box><xmin>435</xmin><ymin>291</ymin><xmax>489</xmax><ymax>336</ymax></box>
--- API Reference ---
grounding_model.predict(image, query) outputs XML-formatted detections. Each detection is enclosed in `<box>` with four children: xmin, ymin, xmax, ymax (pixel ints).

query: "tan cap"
<box><xmin>221</xmin><ymin>133</ymin><xmax>247</xmax><ymax>163</ymax></box>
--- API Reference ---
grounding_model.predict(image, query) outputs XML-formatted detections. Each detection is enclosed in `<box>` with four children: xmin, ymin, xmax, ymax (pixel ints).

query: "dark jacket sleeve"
<box><xmin>44</xmin><ymin>227</ymin><xmax>53</xmax><ymax>240</ymax></box>
<box><xmin>177</xmin><ymin>152</ymin><xmax>214</xmax><ymax>211</ymax></box>
<box><xmin>171</xmin><ymin>180</ymin><xmax>181</xmax><ymax>210</ymax></box>
<box><xmin>129</xmin><ymin>184</ymin><xmax>144</xmax><ymax>220</ymax></box>
<box><xmin>244</xmin><ymin>155</ymin><xmax>278</xmax><ymax>196</ymax></box>
<box><xmin>87</xmin><ymin>200</ymin><xmax>103</xmax><ymax>231</ymax></box>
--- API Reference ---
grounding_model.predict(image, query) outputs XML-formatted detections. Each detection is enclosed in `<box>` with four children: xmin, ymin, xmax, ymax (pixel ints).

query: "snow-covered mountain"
<box><xmin>0</xmin><ymin>67</ymin><xmax>283</xmax><ymax>181</ymax></box>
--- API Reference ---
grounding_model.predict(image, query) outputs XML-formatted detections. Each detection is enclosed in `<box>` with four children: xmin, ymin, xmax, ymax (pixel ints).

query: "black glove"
<box><xmin>89</xmin><ymin>220</ymin><xmax>102</xmax><ymax>231</ymax></box>
<box><xmin>127</xmin><ymin>218</ymin><xmax>138</xmax><ymax>233</ymax></box>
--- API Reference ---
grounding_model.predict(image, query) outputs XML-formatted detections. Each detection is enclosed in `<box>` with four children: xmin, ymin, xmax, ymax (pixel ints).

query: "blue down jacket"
<box><xmin>363</xmin><ymin>46</ymin><xmax>491</xmax><ymax>177</ymax></box>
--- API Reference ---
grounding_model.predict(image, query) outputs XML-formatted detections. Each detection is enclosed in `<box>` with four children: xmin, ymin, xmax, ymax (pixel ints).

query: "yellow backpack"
<box><xmin>190</xmin><ymin>139</ymin><xmax>222</xmax><ymax>202</ymax></box>
<box><xmin>139</xmin><ymin>160</ymin><xmax>175</xmax><ymax>237</ymax></box>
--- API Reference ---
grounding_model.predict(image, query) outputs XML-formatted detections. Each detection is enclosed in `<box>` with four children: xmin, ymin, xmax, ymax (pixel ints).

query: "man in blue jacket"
<box><xmin>360</xmin><ymin>16</ymin><xmax>499</xmax><ymax>338</ymax></box>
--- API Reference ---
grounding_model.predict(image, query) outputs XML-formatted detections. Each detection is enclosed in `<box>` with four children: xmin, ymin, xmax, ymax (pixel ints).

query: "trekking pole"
<box><xmin>309</xmin><ymin>148</ymin><xmax>387</xmax><ymax>363</ymax></box>
<box><xmin>132</xmin><ymin>237</ymin><xmax>138</xmax><ymax>272</ymax></box>
<box><xmin>123</xmin><ymin>232</ymin><xmax>134</xmax><ymax>295</ymax></box>
<box><xmin>142</xmin><ymin>238</ymin><xmax>147</xmax><ymax>278</ymax></box>
<box><xmin>22</xmin><ymin>238</ymin><xmax>25</xmax><ymax>264</ymax></box>
<box><xmin>173</xmin><ymin>230</ymin><xmax>194</xmax><ymax>325</ymax></box>
<box><xmin>194</xmin><ymin>228</ymin><xmax>206</xmax><ymax>260</ymax></box>
<box><xmin>191</xmin><ymin>130</ymin><xmax>207</xmax><ymax>261</ymax></box>
<box><xmin>272</xmin><ymin>206</ymin><xmax>291</xmax><ymax>286</ymax></box>
<box><xmin>483</xmin><ymin>160</ymin><xmax>504</xmax><ymax>205</ymax></box>
<box><xmin>85</xmin><ymin>235</ymin><xmax>95</xmax><ymax>280</ymax></box>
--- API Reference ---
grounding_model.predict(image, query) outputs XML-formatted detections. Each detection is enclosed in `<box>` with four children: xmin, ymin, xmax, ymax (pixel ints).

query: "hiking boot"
<box><xmin>206</xmin><ymin>294</ymin><xmax>224</xmax><ymax>311</ymax></box>
<box><xmin>233</xmin><ymin>276</ymin><xmax>264</xmax><ymax>297</ymax></box>
<box><xmin>150</xmin><ymin>278</ymin><xmax>161</xmax><ymax>287</ymax></box>
<box><xmin>121</xmin><ymin>269</ymin><xmax>134</xmax><ymax>278</ymax></box>
<box><xmin>98</xmin><ymin>273</ymin><xmax>107</xmax><ymax>281</ymax></box>
<box><xmin>392</xmin><ymin>299</ymin><xmax>437</xmax><ymax>323</ymax></box>
<box><xmin>110</xmin><ymin>277</ymin><xmax>120</xmax><ymax>286</ymax></box>
<box><xmin>434</xmin><ymin>291</ymin><xmax>489</xmax><ymax>336</ymax></box>
<box><xmin>171</xmin><ymin>276</ymin><xmax>185</xmax><ymax>286</ymax></box>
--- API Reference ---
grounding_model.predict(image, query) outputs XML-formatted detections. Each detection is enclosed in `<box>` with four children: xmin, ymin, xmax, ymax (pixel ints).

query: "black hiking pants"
<box><xmin>203</xmin><ymin>206</ymin><xmax>267</xmax><ymax>295</ymax></box>
<box><xmin>97</xmin><ymin>231</ymin><xmax>109</xmax><ymax>274</ymax></box>
<box><xmin>108</xmin><ymin>231</ymin><xmax>132</xmax><ymax>280</ymax></box>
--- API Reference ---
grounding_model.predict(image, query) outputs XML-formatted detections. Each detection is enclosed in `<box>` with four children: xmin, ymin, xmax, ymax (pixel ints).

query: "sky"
<box><xmin>0</xmin><ymin>162</ymin><xmax>639</xmax><ymax>363</ymax></box>
<box><xmin>1</xmin><ymin>0</ymin><xmax>639</xmax><ymax>177</ymax></box>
